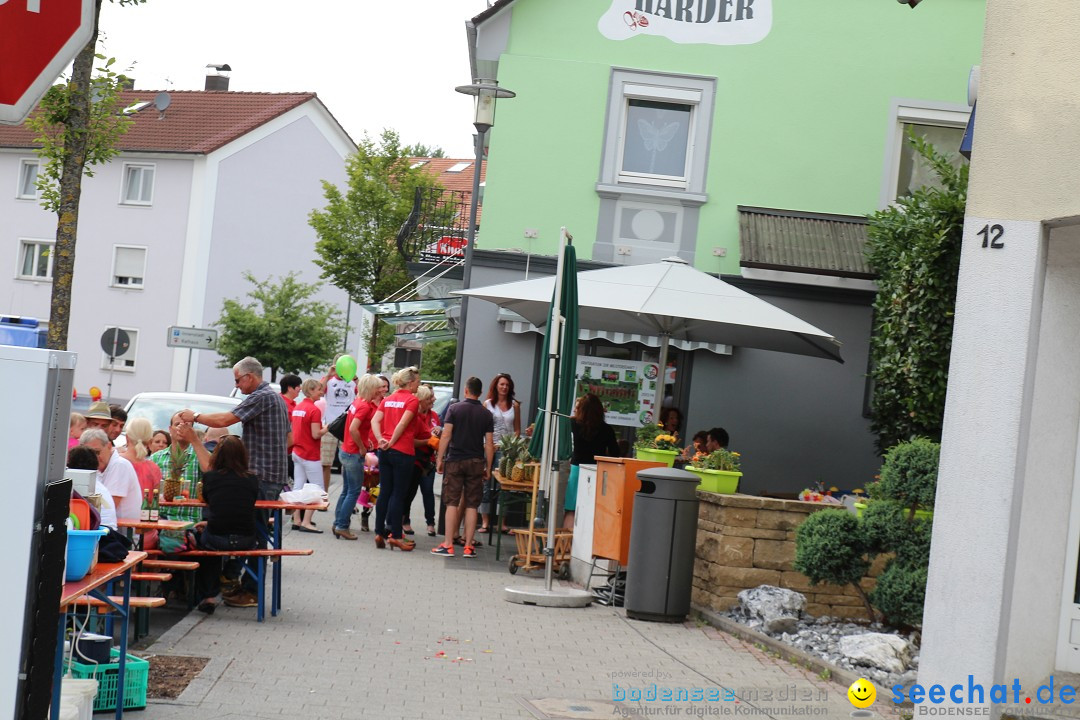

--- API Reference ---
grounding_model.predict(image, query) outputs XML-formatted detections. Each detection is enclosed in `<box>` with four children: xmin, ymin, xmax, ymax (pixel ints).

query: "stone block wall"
<box><xmin>693</xmin><ymin>493</ymin><xmax>886</xmax><ymax>620</ymax></box>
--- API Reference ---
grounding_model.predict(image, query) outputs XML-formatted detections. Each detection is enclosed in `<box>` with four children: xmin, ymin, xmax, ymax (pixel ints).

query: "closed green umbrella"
<box><xmin>528</xmin><ymin>237</ymin><xmax>578</xmax><ymax>463</ymax></box>
<box><xmin>524</xmin><ymin>229</ymin><xmax>579</xmax><ymax>591</ymax></box>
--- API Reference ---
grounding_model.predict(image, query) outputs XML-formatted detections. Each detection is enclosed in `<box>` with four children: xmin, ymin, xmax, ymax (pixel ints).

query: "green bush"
<box><xmin>870</xmin><ymin>561</ymin><xmax>929</xmax><ymax>628</ymax></box>
<box><xmin>861</xmin><ymin>499</ymin><xmax>907</xmax><ymax>554</ymax></box>
<box><xmin>793</xmin><ymin>510</ymin><xmax>874</xmax><ymax>620</ymax></box>
<box><xmin>878</xmin><ymin>438</ymin><xmax>939</xmax><ymax>512</ymax></box>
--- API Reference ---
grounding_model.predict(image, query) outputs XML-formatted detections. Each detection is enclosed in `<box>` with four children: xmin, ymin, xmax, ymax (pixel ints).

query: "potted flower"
<box><xmin>633</xmin><ymin>423</ymin><xmax>680</xmax><ymax>467</ymax></box>
<box><xmin>686</xmin><ymin>448</ymin><xmax>743</xmax><ymax>494</ymax></box>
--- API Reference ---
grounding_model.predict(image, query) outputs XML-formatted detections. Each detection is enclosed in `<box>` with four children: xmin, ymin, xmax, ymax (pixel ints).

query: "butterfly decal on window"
<box><xmin>638</xmin><ymin>119</ymin><xmax>680</xmax><ymax>174</ymax></box>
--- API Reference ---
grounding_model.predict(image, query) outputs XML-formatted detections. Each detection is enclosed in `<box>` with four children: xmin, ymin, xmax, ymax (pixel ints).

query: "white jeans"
<box><xmin>291</xmin><ymin>454</ymin><xmax>325</xmax><ymax>492</ymax></box>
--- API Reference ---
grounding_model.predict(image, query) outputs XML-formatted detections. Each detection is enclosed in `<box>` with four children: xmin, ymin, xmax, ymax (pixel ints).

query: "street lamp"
<box><xmin>451</xmin><ymin>80</ymin><xmax>516</xmax><ymax>398</ymax></box>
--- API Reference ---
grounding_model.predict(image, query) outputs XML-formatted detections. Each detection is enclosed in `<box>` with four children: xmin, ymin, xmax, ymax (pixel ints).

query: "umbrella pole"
<box><xmin>542</xmin><ymin>229</ymin><xmax>569</xmax><ymax>591</ymax></box>
<box><xmin>653</xmin><ymin>332</ymin><xmax>671</xmax><ymax>423</ymax></box>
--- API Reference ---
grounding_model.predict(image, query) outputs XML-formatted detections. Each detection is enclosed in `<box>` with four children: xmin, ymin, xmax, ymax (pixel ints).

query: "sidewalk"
<box><xmin>141</xmin><ymin>482</ymin><xmax>862</xmax><ymax>720</ymax></box>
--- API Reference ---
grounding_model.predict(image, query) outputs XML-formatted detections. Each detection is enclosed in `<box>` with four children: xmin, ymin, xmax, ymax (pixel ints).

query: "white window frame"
<box><xmin>16</xmin><ymin>238</ymin><xmax>54</xmax><ymax>281</ymax></box>
<box><xmin>880</xmin><ymin>101</ymin><xmax>971</xmax><ymax>209</ymax></box>
<box><xmin>100</xmin><ymin>326</ymin><xmax>139</xmax><ymax>372</ymax></box>
<box><xmin>119</xmin><ymin>162</ymin><xmax>156</xmax><ymax>206</ymax></box>
<box><xmin>617</xmin><ymin>87</ymin><xmax>699</xmax><ymax>189</ymax></box>
<box><xmin>110</xmin><ymin>244</ymin><xmax>147</xmax><ymax>289</ymax></box>
<box><xmin>598</xmin><ymin>69</ymin><xmax>715</xmax><ymax>197</ymax></box>
<box><xmin>16</xmin><ymin>158</ymin><xmax>40</xmax><ymax>199</ymax></box>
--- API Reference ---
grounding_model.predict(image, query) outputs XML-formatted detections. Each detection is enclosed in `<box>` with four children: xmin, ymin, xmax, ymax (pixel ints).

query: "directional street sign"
<box><xmin>0</xmin><ymin>0</ymin><xmax>97</xmax><ymax>125</ymax></box>
<box><xmin>167</xmin><ymin>326</ymin><xmax>218</xmax><ymax>350</ymax></box>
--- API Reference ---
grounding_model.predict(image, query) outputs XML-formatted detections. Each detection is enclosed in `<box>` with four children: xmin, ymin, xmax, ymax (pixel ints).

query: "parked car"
<box><xmin>124</xmin><ymin>391</ymin><xmax>244</xmax><ymax>437</ymax></box>
<box><xmin>426</xmin><ymin>381</ymin><xmax>453</xmax><ymax>418</ymax></box>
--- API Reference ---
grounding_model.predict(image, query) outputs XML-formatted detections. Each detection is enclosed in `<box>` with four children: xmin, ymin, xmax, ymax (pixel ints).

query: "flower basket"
<box><xmin>635</xmin><ymin>447</ymin><xmax>679</xmax><ymax>467</ymax></box>
<box><xmin>686</xmin><ymin>467</ymin><xmax>741</xmax><ymax>494</ymax></box>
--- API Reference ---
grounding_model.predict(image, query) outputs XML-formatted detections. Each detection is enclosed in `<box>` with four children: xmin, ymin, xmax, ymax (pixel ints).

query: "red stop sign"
<box><xmin>0</xmin><ymin>0</ymin><xmax>96</xmax><ymax>125</ymax></box>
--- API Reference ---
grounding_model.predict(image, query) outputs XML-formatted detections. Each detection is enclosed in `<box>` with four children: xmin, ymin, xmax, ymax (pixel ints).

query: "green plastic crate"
<box><xmin>63</xmin><ymin>647</ymin><xmax>148</xmax><ymax>712</ymax></box>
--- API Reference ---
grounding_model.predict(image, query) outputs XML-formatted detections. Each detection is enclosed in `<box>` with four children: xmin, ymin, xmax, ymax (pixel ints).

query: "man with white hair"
<box><xmin>179</xmin><ymin>356</ymin><xmax>291</xmax><ymax>499</ymax></box>
<box><xmin>81</xmin><ymin>428</ymin><xmax>142</xmax><ymax>522</ymax></box>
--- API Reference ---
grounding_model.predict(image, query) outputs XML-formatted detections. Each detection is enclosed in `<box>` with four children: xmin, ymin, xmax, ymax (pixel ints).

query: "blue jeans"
<box><xmin>375</xmin><ymin>448</ymin><xmax>413</xmax><ymax>539</ymax></box>
<box><xmin>334</xmin><ymin>450</ymin><xmax>363</xmax><ymax>530</ymax></box>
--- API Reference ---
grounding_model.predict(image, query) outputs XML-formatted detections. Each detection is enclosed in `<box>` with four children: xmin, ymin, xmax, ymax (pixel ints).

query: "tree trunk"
<box><xmin>851</xmin><ymin>581</ymin><xmax>878</xmax><ymax>623</ymax></box>
<box><xmin>46</xmin><ymin>1</ymin><xmax>102</xmax><ymax>351</ymax></box>
<box><xmin>368</xmin><ymin>319</ymin><xmax>380</xmax><ymax>372</ymax></box>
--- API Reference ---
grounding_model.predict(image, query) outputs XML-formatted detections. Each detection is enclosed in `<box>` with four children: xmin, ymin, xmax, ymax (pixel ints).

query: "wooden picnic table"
<box><xmin>157</xmin><ymin>499</ymin><xmax>327</xmax><ymax>616</ymax></box>
<box><xmin>117</xmin><ymin>518</ymin><xmax>193</xmax><ymax>532</ymax></box>
<box><xmin>54</xmin><ymin>551</ymin><xmax>148</xmax><ymax>720</ymax></box>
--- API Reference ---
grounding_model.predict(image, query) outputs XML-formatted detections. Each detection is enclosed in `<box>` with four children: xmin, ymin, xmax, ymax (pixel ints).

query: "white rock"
<box><xmin>737</xmin><ymin>585</ymin><xmax>806</xmax><ymax>634</ymax></box>
<box><xmin>839</xmin><ymin>632</ymin><xmax>912</xmax><ymax>674</ymax></box>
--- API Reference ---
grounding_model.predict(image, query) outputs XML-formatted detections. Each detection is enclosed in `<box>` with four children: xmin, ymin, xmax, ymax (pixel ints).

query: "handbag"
<box><xmin>326</xmin><ymin>411</ymin><xmax>348</xmax><ymax>441</ymax></box>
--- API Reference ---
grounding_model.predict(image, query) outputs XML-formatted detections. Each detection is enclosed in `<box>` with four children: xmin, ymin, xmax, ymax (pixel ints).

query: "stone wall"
<box><xmin>693</xmin><ymin>493</ymin><xmax>885</xmax><ymax>620</ymax></box>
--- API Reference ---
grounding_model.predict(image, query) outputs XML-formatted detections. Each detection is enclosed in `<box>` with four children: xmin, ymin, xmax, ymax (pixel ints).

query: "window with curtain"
<box><xmin>121</xmin><ymin>164</ymin><xmax>155</xmax><ymax>204</ymax></box>
<box><xmin>895</xmin><ymin>122</ymin><xmax>967</xmax><ymax>199</ymax></box>
<box><xmin>620</xmin><ymin>99</ymin><xmax>693</xmax><ymax>183</ymax></box>
<box><xmin>17</xmin><ymin>160</ymin><xmax>39</xmax><ymax>199</ymax></box>
<box><xmin>112</xmin><ymin>246</ymin><xmax>146</xmax><ymax>288</ymax></box>
<box><xmin>18</xmin><ymin>240</ymin><xmax>53</xmax><ymax>279</ymax></box>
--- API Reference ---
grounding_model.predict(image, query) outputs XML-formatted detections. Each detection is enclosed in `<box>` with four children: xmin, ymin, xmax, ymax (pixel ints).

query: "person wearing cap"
<box><xmin>81</xmin><ymin>427</ymin><xmax>142</xmax><ymax>522</ymax></box>
<box><xmin>85</xmin><ymin>401</ymin><xmax>113</xmax><ymax>433</ymax></box>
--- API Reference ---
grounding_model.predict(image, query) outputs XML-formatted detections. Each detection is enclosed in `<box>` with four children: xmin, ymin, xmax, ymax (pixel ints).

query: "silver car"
<box><xmin>124</xmin><ymin>391</ymin><xmax>244</xmax><ymax>437</ymax></box>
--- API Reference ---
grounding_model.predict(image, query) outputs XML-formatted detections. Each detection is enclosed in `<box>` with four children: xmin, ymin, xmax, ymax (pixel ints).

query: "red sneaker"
<box><xmin>431</xmin><ymin>543</ymin><xmax>454</xmax><ymax>556</ymax></box>
<box><xmin>462</xmin><ymin>545</ymin><xmax>477</xmax><ymax>559</ymax></box>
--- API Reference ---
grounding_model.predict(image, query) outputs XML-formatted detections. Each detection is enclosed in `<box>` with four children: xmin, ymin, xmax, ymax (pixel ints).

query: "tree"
<box><xmin>402</xmin><ymin>142</ymin><xmax>446</xmax><ymax>158</ymax></box>
<box><xmin>309</xmin><ymin>129</ymin><xmax>445</xmax><ymax>370</ymax></box>
<box><xmin>865</xmin><ymin>134</ymin><xmax>968</xmax><ymax>451</ymax></box>
<box><xmin>793</xmin><ymin>509</ymin><xmax>875</xmax><ymax>621</ymax></box>
<box><xmin>28</xmin><ymin>0</ymin><xmax>146</xmax><ymax>350</ymax></box>
<box><xmin>419</xmin><ymin>340</ymin><xmax>456</xmax><ymax>381</ymax></box>
<box><xmin>215</xmin><ymin>272</ymin><xmax>343</xmax><ymax>382</ymax></box>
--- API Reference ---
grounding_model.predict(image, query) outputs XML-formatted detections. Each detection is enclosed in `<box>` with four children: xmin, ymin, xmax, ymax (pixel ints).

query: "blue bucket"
<box><xmin>66</xmin><ymin>528</ymin><xmax>107</xmax><ymax>581</ymax></box>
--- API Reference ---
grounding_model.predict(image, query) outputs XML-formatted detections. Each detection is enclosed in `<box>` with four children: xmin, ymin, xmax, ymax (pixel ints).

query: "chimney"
<box><xmin>119</xmin><ymin>76</ymin><xmax>135</xmax><ymax>90</ymax></box>
<box><xmin>204</xmin><ymin>63</ymin><xmax>231</xmax><ymax>91</ymax></box>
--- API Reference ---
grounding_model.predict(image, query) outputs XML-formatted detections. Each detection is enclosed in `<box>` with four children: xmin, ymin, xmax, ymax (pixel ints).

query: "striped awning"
<box><xmin>501</xmin><ymin>317</ymin><xmax>732</xmax><ymax>355</ymax></box>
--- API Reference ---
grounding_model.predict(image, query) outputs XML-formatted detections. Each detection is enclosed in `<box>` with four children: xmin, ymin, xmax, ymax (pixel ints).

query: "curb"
<box><xmin>692</xmin><ymin>605</ymin><xmax>861</xmax><ymax>689</ymax></box>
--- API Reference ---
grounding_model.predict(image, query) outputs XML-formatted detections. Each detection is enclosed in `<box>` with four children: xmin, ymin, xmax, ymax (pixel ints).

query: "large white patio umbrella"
<box><xmin>456</xmin><ymin>256</ymin><xmax>843</xmax><ymax>413</ymax></box>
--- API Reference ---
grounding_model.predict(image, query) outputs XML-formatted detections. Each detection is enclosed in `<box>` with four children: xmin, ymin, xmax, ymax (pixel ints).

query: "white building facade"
<box><xmin>0</xmin><ymin>90</ymin><xmax>354</xmax><ymax>400</ymax></box>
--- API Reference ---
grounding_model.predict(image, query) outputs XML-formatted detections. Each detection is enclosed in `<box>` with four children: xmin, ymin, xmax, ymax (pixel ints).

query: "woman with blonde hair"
<box><xmin>403</xmin><ymin>384</ymin><xmax>441</xmax><ymax>537</ymax></box>
<box><xmin>121</xmin><ymin>416</ymin><xmax>162</xmax><ymax>496</ymax></box>
<box><xmin>334</xmin><ymin>373</ymin><xmax>386</xmax><ymax>538</ymax></box>
<box><xmin>370</xmin><ymin>366</ymin><xmax>421</xmax><ymax>550</ymax></box>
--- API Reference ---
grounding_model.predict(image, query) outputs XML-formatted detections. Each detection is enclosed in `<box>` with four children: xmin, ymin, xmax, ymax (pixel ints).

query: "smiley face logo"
<box><xmin>847</xmin><ymin>678</ymin><xmax>876</xmax><ymax>709</ymax></box>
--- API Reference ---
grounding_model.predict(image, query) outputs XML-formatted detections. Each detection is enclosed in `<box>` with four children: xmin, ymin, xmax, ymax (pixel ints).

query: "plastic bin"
<box><xmin>65</xmin><ymin>528</ymin><xmax>107</xmax><ymax>581</ymax></box>
<box><xmin>63</xmin><ymin>648</ymin><xmax>148</xmax><ymax>712</ymax></box>
<box><xmin>624</xmin><ymin>467</ymin><xmax>700</xmax><ymax>622</ymax></box>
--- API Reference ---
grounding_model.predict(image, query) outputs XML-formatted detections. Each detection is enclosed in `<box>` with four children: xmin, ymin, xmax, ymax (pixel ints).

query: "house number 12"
<box><xmin>977</xmin><ymin>223</ymin><xmax>1005</xmax><ymax>249</ymax></box>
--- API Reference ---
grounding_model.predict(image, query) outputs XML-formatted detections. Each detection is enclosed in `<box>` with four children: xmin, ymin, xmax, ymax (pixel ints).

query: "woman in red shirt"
<box><xmin>333</xmin><ymin>374</ymin><xmax>386</xmax><ymax>538</ymax></box>
<box><xmin>291</xmin><ymin>378</ymin><xmax>327</xmax><ymax>533</ymax></box>
<box><xmin>403</xmin><ymin>384</ymin><xmax>441</xmax><ymax>537</ymax></box>
<box><xmin>371</xmin><ymin>366</ymin><xmax>421</xmax><ymax>550</ymax></box>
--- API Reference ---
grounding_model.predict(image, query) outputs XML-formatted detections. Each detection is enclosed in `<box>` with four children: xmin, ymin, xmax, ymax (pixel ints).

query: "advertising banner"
<box><xmin>575</xmin><ymin>357</ymin><xmax>661</xmax><ymax>428</ymax></box>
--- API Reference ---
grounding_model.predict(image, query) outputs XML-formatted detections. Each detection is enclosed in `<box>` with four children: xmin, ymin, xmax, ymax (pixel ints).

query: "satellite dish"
<box><xmin>154</xmin><ymin>92</ymin><xmax>171</xmax><ymax>112</ymax></box>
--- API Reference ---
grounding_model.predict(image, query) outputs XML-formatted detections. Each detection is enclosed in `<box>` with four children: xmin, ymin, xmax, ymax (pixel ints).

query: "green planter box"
<box><xmin>853</xmin><ymin>501</ymin><xmax>933</xmax><ymax>522</ymax></box>
<box><xmin>634</xmin><ymin>448</ymin><xmax>679</xmax><ymax>467</ymax></box>
<box><xmin>686</xmin><ymin>467</ymin><xmax>742</xmax><ymax>494</ymax></box>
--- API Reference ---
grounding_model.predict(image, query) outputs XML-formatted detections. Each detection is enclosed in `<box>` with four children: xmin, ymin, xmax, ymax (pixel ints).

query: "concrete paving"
<box><xmin>139</xmin><ymin>481</ymin><xmax>870</xmax><ymax>720</ymax></box>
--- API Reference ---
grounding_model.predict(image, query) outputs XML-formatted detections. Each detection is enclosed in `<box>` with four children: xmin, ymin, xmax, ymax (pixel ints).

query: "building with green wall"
<box><xmin>439</xmin><ymin>0</ymin><xmax>985</xmax><ymax>495</ymax></box>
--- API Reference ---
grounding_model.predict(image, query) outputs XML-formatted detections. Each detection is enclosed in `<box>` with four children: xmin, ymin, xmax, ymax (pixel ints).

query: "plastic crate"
<box><xmin>63</xmin><ymin>647</ymin><xmax>148</xmax><ymax>712</ymax></box>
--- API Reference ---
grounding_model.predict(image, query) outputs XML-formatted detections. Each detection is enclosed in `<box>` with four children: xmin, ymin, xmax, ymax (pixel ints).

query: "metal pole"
<box><xmin>185</xmin><ymin>348</ymin><xmax>193</xmax><ymax>393</ymax></box>
<box><xmin>451</xmin><ymin>130</ymin><xmax>485</xmax><ymax>399</ymax></box>
<box><xmin>106</xmin><ymin>328</ymin><xmax>119</xmax><ymax>403</ymax></box>
<box><xmin>543</xmin><ymin>229</ymin><xmax>569</xmax><ymax>591</ymax></box>
<box><xmin>343</xmin><ymin>297</ymin><xmax>351</xmax><ymax>353</ymax></box>
<box><xmin>653</xmin><ymin>333</ymin><xmax>671</xmax><ymax>423</ymax></box>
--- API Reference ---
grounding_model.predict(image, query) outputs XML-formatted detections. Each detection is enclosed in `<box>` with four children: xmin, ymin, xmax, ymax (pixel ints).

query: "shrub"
<box><xmin>793</xmin><ymin>510</ymin><xmax>875</xmax><ymax>620</ymax></box>
<box><xmin>871</xmin><ymin>561</ymin><xmax>929</xmax><ymax>628</ymax></box>
<box><xmin>861</xmin><ymin>499</ymin><xmax>907</xmax><ymax>554</ymax></box>
<box><xmin>877</xmin><ymin>438</ymin><xmax>939</xmax><ymax>512</ymax></box>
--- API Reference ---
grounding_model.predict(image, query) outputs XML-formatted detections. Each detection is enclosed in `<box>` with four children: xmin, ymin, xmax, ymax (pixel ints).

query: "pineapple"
<box><xmin>511</xmin><ymin>462</ymin><xmax>525</xmax><ymax>483</ymax></box>
<box><xmin>499</xmin><ymin>455</ymin><xmax>513</xmax><ymax>478</ymax></box>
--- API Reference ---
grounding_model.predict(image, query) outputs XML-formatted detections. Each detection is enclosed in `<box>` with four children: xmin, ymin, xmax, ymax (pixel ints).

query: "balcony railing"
<box><xmin>396</xmin><ymin>187</ymin><xmax>473</xmax><ymax>264</ymax></box>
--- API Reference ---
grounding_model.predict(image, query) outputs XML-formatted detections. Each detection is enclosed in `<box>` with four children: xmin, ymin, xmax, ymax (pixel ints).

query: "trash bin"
<box><xmin>624</xmin><ymin>467</ymin><xmax>700</xmax><ymax>622</ymax></box>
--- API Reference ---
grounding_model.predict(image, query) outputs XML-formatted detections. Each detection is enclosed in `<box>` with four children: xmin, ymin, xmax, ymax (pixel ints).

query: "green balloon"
<box><xmin>335</xmin><ymin>355</ymin><xmax>357</xmax><ymax>382</ymax></box>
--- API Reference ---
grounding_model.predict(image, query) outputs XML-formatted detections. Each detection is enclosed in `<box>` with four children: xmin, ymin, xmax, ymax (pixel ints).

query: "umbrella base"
<box><xmin>504</xmin><ymin>586</ymin><xmax>593</xmax><ymax>608</ymax></box>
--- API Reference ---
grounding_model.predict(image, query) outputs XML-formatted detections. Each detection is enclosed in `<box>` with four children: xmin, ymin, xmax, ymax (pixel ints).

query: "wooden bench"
<box><xmin>140</xmin><ymin>559</ymin><xmax>199</xmax><ymax>572</ymax></box>
<box><xmin>131</xmin><ymin>572</ymin><xmax>172</xmax><ymax>583</ymax></box>
<box><xmin>144</xmin><ymin>548</ymin><xmax>314</xmax><ymax>621</ymax></box>
<box><xmin>69</xmin><ymin>596</ymin><xmax>166</xmax><ymax>610</ymax></box>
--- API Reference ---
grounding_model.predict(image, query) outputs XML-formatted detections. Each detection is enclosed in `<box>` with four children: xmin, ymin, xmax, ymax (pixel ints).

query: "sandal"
<box><xmin>452</xmin><ymin>536</ymin><xmax>465</xmax><ymax>546</ymax></box>
<box><xmin>478</xmin><ymin>525</ymin><xmax>491</xmax><ymax>535</ymax></box>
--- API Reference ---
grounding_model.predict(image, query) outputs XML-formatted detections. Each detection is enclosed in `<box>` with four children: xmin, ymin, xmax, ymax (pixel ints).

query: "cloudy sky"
<box><xmin>97</xmin><ymin>0</ymin><xmax>492</xmax><ymax>157</ymax></box>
